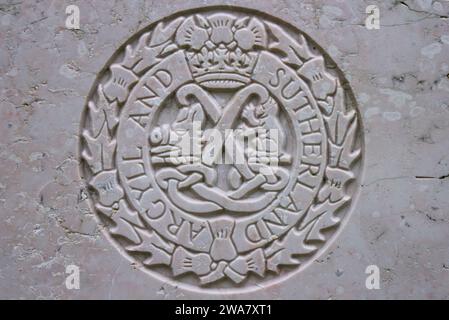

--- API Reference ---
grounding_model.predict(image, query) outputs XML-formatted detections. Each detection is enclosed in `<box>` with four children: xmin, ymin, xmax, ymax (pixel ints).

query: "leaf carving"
<box><xmin>97</xmin><ymin>200</ymin><xmax>144</xmax><ymax>243</ymax></box>
<box><xmin>265</xmin><ymin>223</ymin><xmax>317</xmax><ymax>272</ymax></box>
<box><xmin>266</xmin><ymin>21</ymin><xmax>313</xmax><ymax>67</ymax></box>
<box><xmin>127</xmin><ymin>228</ymin><xmax>175</xmax><ymax>266</ymax></box>
<box><xmin>82</xmin><ymin>124</ymin><xmax>116</xmax><ymax>174</ymax></box>
<box><xmin>299</xmin><ymin>197</ymin><xmax>348</xmax><ymax>230</ymax></box>
<box><xmin>150</xmin><ymin>17</ymin><xmax>184</xmax><ymax>46</ymax></box>
<box><xmin>307</xmin><ymin>209</ymin><xmax>341</xmax><ymax>242</ymax></box>
<box><xmin>324</xmin><ymin>83</ymin><xmax>361</xmax><ymax>168</ymax></box>
<box><xmin>97</xmin><ymin>84</ymin><xmax>119</xmax><ymax>132</ymax></box>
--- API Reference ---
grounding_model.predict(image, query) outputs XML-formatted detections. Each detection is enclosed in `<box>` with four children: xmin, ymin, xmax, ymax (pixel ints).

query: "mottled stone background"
<box><xmin>1</xmin><ymin>0</ymin><xmax>448</xmax><ymax>299</ymax></box>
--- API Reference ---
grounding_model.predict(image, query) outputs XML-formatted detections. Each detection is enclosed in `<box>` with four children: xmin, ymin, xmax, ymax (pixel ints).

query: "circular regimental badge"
<box><xmin>80</xmin><ymin>7</ymin><xmax>363</xmax><ymax>290</ymax></box>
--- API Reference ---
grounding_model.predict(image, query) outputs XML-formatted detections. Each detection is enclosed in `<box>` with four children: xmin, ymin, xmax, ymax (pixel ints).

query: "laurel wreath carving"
<box><xmin>81</xmin><ymin>14</ymin><xmax>361</xmax><ymax>286</ymax></box>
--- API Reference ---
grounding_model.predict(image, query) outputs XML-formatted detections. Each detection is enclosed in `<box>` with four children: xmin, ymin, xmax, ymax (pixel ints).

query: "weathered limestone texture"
<box><xmin>0</xmin><ymin>0</ymin><xmax>448</xmax><ymax>299</ymax></box>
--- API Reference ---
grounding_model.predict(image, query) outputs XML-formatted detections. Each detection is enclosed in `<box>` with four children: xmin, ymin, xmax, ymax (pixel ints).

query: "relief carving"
<box><xmin>80</xmin><ymin>8</ymin><xmax>363</xmax><ymax>289</ymax></box>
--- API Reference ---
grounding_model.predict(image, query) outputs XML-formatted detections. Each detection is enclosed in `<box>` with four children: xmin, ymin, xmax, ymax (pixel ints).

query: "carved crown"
<box><xmin>175</xmin><ymin>14</ymin><xmax>267</xmax><ymax>88</ymax></box>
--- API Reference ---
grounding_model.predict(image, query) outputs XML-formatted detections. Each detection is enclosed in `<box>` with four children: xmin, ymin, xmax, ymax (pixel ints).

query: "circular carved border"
<box><xmin>79</xmin><ymin>6</ymin><xmax>364</xmax><ymax>292</ymax></box>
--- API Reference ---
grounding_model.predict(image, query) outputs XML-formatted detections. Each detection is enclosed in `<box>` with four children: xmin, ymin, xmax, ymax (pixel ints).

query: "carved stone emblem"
<box><xmin>80</xmin><ymin>7</ymin><xmax>363</xmax><ymax>290</ymax></box>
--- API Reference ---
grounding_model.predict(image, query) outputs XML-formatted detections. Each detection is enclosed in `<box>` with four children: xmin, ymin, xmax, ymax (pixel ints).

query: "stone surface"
<box><xmin>1</xmin><ymin>0</ymin><xmax>449</xmax><ymax>299</ymax></box>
